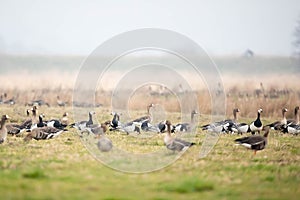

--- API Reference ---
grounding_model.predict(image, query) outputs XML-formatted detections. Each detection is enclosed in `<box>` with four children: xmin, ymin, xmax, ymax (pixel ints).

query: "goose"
<box><xmin>140</xmin><ymin>121</ymin><xmax>160</xmax><ymax>133</ymax></box>
<box><xmin>235</xmin><ymin>127</ymin><xmax>270</xmax><ymax>155</ymax></box>
<box><xmin>61</xmin><ymin>112</ymin><xmax>69</xmax><ymax>126</ymax></box>
<box><xmin>265</xmin><ymin>108</ymin><xmax>288</xmax><ymax>130</ymax></box>
<box><xmin>201</xmin><ymin>108</ymin><xmax>239</xmax><ymax>133</ymax></box>
<box><xmin>248</xmin><ymin>108</ymin><xmax>263</xmax><ymax>135</ymax></box>
<box><xmin>31</xmin><ymin>106</ymin><xmax>38</xmax><ymax>124</ymax></box>
<box><xmin>85</xmin><ymin>121</ymin><xmax>111</xmax><ymax>135</ymax></box>
<box><xmin>46</xmin><ymin>112</ymin><xmax>69</xmax><ymax>130</ymax></box>
<box><xmin>27</xmin><ymin>99</ymin><xmax>50</xmax><ymax>107</ymax></box>
<box><xmin>131</xmin><ymin>103</ymin><xmax>155</xmax><ymax>123</ymax></box>
<box><xmin>164</xmin><ymin>120</ymin><xmax>195</xmax><ymax>152</ymax></box>
<box><xmin>109</xmin><ymin>112</ymin><xmax>122</xmax><ymax>131</ymax></box>
<box><xmin>24</xmin><ymin>126</ymin><xmax>66</xmax><ymax>142</ymax></box>
<box><xmin>172</xmin><ymin>110</ymin><xmax>198</xmax><ymax>133</ymax></box>
<box><xmin>118</xmin><ymin>121</ymin><xmax>141</xmax><ymax>135</ymax></box>
<box><xmin>30</xmin><ymin>114</ymin><xmax>47</xmax><ymax>130</ymax></box>
<box><xmin>71</xmin><ymin>111</ymin><xmax>95</xmax><ymax>131</ymax></box>
<box><xmin>8</xmin><ymin>109</ymin><xmax>35</xmax><ymax>134</ymax></box>
<box><xmin>57</xmin><ymin>96</ymin><xmax>67</xmax><ymax>107</ymax></box>
<box><xmin>287</xmin><ymin>106</ymin><xmax>299</xmax><ymax>125</ymax></box>
<box><xmin>282</xmin><ymin>124</ymin><xmax>300</xmax><ymax>135</ymax></box>
<box><xmin>0</xmin><ymin>115</ymin><xmax>10</xmax><ymax>144</ymax></box>
<box><xmin>3</xmin><ymin>97</ymin><xmax>15</xmax><ymax>105</ymax></box>
<box><xmin>228</xmin><ymin>109</ymin><xmax>249</xmax><ymax>134</ymax></box>
<box><xmin>158</xmin><ymin>120</ymin><xmax>168</xmax><ymax>133</ymax></box>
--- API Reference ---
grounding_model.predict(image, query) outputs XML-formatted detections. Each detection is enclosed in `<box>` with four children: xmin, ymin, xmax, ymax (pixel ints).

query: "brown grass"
<box><xmin>0</xmin><ymin>72</ymin><xmax>299</xmax><ymax>119</ymax></box>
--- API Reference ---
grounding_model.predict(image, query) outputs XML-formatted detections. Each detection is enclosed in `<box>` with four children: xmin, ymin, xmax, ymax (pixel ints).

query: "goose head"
<box><xmin>89</xmin><ymin>111</ymin><xmax>96</xmax><ymax>115</ymax></box>
<box><xmin>2</xmin><ymin>114</ymin><xmax>10</xmax><ymax>121</ymax></box>
<box><xmin>258</xmin><ymin>108</ymin><xmax>263</xmax><ymax>113</ymax></box>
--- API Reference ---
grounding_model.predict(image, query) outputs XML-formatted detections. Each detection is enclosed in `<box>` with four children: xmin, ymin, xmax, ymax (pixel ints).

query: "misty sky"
<box><xmin>0</xmin><ymin>0</ymin><xmax>300</xmax><ymax>56</ymax></box>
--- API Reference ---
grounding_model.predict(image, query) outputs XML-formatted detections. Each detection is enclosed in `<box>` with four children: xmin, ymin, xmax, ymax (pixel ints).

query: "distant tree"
<box><xmin>294</xmin><ymin>17</ymin><xmax>300</xmax><ymax>57</ymax></box>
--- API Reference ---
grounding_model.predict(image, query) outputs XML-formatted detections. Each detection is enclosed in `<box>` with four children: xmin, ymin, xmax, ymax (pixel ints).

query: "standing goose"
<box><xmin>109</xmin><ymin>112</ymin><xmax>122</xmax><ymax>130</ymax></box>
<box><xmin>30</xmin><ymin>114</ymin><xmax>47</xmax><ymax>130</ymax></box>
<box><xmin>164</xmin><ymin>120</ymin><xmax>195</xmax><ymax>152</ymax></box>
<box><xmin>172</xmin><ymin>110</ymin><xmax>198</xmax><ymax>133</ymax></box>
<box><xmin>129</xmin><ymin>103</ymin><xmax>157</xmax><ymax>133</ymax></box>
<box><xmin>228</xmin><ymin>109</ymin><xmax>249</xmax><ymax>134</ymax></box>
<box><xmin>201</xmin><ymin>108</ymin><xmax>240</xmax><ymax>133</ymax></box>
<box><xmin>61</xmin><ymin>112</ymin><xmax>69</xmax><ymax>126</ymax></box>
<box><xmin>0</xmin><ymin>115</ymin><xmax>10</xmax><ymax>144</ymax></box>
<box><xmin>132</xmin><ymin>103</ymin><xmax>155</xmax><ymax>123</ymax></box>
<box><xmin>248</xmin><ymin>108</ymin><xmax>263</xmax><ymax>135</ymax></box>
<box><xmin>283</xmin><ymin>106</ymin><xmax>300</xmax><ymax>134</ymax></box>
<box><xmin>265</xmin><ymin>108</ymin><xmax>288</xmax><ymax>130</ymax></box>
<box><xmin>24</xmin><ymin>126</ymin><xmax>66</xmax><ymax>142</ymax></box>
<box><xmin>235</xmin><ymin>127</ymin><xmax>270</xmax><ymax>155</ymax></box>
<box><xmin>71</xmin><ymin>111</ymin><xmax>96</xmax><ymax>131</ymax></box>
<box><xmin>31</xmin><ymin>106</ymin><xmax>38</xmax><ymax>124</ymax></box>
<box><xmin>287</xmin><ymin>106</ymin><xmax>299</xmax><ymax>125</ymax></box>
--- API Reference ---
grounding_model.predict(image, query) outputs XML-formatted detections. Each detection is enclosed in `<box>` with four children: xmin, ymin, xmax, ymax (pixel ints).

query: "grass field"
<box><xmin>0</xmin><ymin>105</ymin><xmax>299</xmax><ymax>200</ymax></box>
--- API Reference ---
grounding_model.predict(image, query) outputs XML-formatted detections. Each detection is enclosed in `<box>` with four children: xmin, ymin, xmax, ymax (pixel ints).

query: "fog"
<box><xmin>0</xmin><ymin>0</ymin><xmax>300</xmax><ymax>56</ymax></box>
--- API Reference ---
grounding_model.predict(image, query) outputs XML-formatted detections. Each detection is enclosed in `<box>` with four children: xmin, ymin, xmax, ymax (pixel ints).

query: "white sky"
<box><xmin>0</xmin><ymin>0</ymin><xmax>300</xmax><ymax>56</ymax></box>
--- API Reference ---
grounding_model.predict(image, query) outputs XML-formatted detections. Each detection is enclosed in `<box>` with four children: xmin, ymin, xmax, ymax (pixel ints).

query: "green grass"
<box><xmin>0</xmin><ymin>106</ymin><xmax>299</xmax><ymax>199</ymax></box>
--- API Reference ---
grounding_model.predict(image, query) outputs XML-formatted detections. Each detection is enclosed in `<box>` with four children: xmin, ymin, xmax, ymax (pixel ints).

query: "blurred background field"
<box><xmin>1</xmin><ymin>54</ymin><xmax>299</xmax><ymax>119</ymax></box>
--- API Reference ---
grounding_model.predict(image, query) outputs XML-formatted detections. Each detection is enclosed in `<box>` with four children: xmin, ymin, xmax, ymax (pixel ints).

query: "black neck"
<box><xmin>88</xmin><ymin>113</ymin><xmax>93</xmax><ymax>123</ymax></box>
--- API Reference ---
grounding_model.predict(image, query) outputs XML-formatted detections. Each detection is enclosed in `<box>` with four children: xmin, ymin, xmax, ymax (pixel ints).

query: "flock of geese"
<box><xmin>0</xmin><ymin>104</ymin><xmax>299</xmax><ymax>155</ymax></box>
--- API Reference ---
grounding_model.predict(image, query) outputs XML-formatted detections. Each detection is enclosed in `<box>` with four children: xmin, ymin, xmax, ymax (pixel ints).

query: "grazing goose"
<box><xmin>201</xmin><ymin>108</ymin><xmax>239</xmax><ymax>133</ymax></box>
<box><xmin>24</xmin><ymin>126</ymin><xmax>66</xmax><ymax>142</ymax></box>
<box><xmin>235</xmin><ymin>127</ymin><xmax>270</xmax><ymax>155</ymax></box>
<box><xmin>118</xmin><ymin>121</ymin><xmax>141</xmax><ymax>135</ymax></box>
<box><xmin>71</xmin><ymin>111</ymin><xmax>95</xmax><ymax>131</ymax></box>
<box><xmin>0</xmin><ymin>115</ymin><xmax>10</xmax><ymax>144</ymax></box>
<box><xmin>282</xmin><ymin>124</ymin><xmax>300</xmax><ymax>135</ymax></box>
<box><xmin>287</xmin><ymin>106</ymin><xmax>299</xmax><ymax>125</ymax></box>
<box><xmin>26</xmin><ymin>99</ymin><xmax>50</xmax><ymax>107</ymax></box>
<box><xmin>248</xmin><ymin>108</ymin><xmax>263</xmax><ymax>135</ymax></box>
<box><xmin>164</xmin><ymin>120</ymin><xmax>195</xmax><ymax>152</ymax></box>
<box><xmin>265</xmin><ymin>108</ymin><xmax>288</xmax><ymax>130</ymax></box>
<box><xmin>172</xmin><ymin>110</ymin><xmax>198</xmax><ymax>133</ymax></box>
<box><xmin>140</xmin><ymin>121</ymin><xmax>160</xmax><ymax>133</ymax></box>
